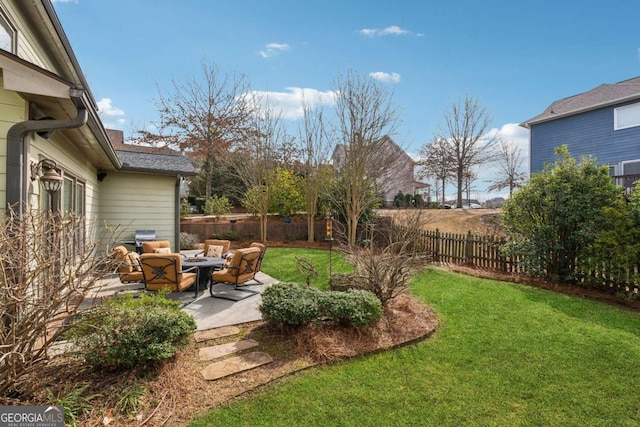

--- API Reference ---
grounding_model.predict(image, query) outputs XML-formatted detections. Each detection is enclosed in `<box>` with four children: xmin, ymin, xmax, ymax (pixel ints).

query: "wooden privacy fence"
<box><xmin>394</xmin><ymin>224</ymin><xmax>639</xmax><ymax>295</ymax></box>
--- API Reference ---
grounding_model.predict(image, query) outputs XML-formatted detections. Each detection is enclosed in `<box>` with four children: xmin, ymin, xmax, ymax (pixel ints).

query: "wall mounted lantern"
<box><xmin>30</xmin><ymin>159</ymin><xmax>63</xmax><ymax>194</ymax></box>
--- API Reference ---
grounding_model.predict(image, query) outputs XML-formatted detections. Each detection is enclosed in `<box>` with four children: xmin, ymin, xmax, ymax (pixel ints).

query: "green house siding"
<box><xmin>0</xmin><ymin>78</ymin><xmax>27</xmax><ymax>209</ymax></box>
<box><xmin>98</xmin><ymin>172</ymin><xmax>177</xmax><ymax>250</ymax></box>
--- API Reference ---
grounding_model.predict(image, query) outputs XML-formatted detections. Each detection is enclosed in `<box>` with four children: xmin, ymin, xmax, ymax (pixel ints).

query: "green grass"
<box><xmin>191</xmin><ymin>260</ymin><xmax>640</xmax><ymax>427</ymax></box>
<box><xmin>261</xmin><ymin>247</ymin><xmax>352</xmax><ymax>290</ymax></box>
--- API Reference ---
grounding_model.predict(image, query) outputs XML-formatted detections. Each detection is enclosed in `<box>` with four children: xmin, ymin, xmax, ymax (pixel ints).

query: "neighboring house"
<box><xmin>331</xmin><ymin>135</ymin><xmax>429</xmax><ymax>207</ymax></box>
<box><xmin>521</xmin><ymin>76</ymin><xmax>640</xmax><ymax>191</ymax></box>
<box><xmin>0</xmin><ymin>1</ymin><xmax>195</xmax><ymax>252</ymax></box>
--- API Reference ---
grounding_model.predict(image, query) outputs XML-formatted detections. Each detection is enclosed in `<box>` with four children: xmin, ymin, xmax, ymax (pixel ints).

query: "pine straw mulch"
<box><xmin>25</xmin><ymin>293</ymin><xmax>438</xmax><ymax>426</ymax></box>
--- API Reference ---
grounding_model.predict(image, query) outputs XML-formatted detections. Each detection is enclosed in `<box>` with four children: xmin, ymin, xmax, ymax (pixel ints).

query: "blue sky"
<box><xmin>51</xmin><ymin>0</ymin><xmax>640</xmax><ymax>200</ymax></box>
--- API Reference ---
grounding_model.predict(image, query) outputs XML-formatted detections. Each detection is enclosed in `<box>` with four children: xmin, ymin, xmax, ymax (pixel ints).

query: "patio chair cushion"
<box><xmin>128</xmin><ymin>252</ymin><xmax>141</xmax><ymax>271</ymax></box>
<box><xmin>142</xmin><ymin>240</ymin><xmax>171</xmax><ymax>253</ymax></box>
<box><xmin>206</xmin><ymin>244</ymin><xmax>224</xmax><ymax>258</ymax></box>
<box><xmin>140</xmin><ymin>253</ymin><xmax>197</xmax><ymax>292</ymax></box>
<box><xmin>203</xmin><ymin>239</ymin><xmax>231</xmax><ymax>256</ymax></box>
<box><xmin>212</xmin><ymin>247</ymin><xmax>261</xmax><ymax>285</ymax></box>
<box><xmin>154</xmin><ymin>247</ymin><xmax>171</xmax><ymax>254</ymax></box>
<box><xmin>113</xmin><ymin>245</ymin><xmax>143</xmax><ymax>283</ymax></box>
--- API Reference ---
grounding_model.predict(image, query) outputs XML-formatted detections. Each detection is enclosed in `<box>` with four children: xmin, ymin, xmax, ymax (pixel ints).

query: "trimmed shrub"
<box><xmin>64</xmin><ymin>292</ymin><xmax>196</xmax><ymax>369</ymax></box>
<box><xmin>259</xmin><ymin>283</ymin><xmax>322</xmax><ymax>326</ymax></box>
<box><xmin>321</xmin><ymin>289</ymin><xmax>383</xmax><ymax>328</ymax></box>
<box><xmin>259</xmin><ymin>283</ymin><xmax>382</xmax><ymax>328</ymax></box>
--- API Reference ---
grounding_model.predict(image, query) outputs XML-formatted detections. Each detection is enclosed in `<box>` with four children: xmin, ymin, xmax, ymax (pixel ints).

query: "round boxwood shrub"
<box><xmin>259</xmin><ymin>283</ymin><xmax>322</xmax><ymax>326</ymax></box>
<box><xmin>321</xmin><ymin>289</ymin><xmax>383</xmax><ymax>328</ymax></box>
<box><xmin>259</xmin><ymin>283</ymin><xmax>382</xmax><ymax>328</ymax></box>
<box><xmin>65</xmin><ymin>291</ymin><xmax>196</xmax><ymax>369</ymax></box>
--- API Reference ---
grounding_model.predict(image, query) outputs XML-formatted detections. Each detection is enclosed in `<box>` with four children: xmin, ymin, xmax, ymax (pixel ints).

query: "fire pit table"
<box><xmin>181</xmin><ymin>257</ymin><xmax>224</xmax><ymax>290</ymax></box>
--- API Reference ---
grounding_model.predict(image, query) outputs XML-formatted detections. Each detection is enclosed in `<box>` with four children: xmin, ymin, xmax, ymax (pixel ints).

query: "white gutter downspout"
<box><xmin>6</xmin><ymin>87</ymin><xmax>87</xmax><ymax>215</ymax></box>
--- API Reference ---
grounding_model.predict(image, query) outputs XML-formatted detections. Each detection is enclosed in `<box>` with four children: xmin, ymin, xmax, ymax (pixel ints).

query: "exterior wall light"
<box><xmin>30</xmin><ymin>159</ymin><xmax>63</xmax><ymax>194</ymax></box>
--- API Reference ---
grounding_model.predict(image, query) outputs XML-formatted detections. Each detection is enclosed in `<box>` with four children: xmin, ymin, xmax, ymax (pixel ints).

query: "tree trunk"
<box><xmin>260</xmin><ymin>213</ymin><xmax>268</xmax><ymax>242</ymax></box>
<box><xmin>205</xmin><ymin>159</ymin><xmax>214</xmax><ymax>199</ymax></box>
<box><xmin>456</xmin><ymin>169</ymin><xmax>464</xmax><ymax>208</ymax></box>
<box><xmin>307</xmin><ymin>213</ymin><xmax>315</xmax><ymax>242</ymax></box>
<box><xmin>348</xmin><ymin>214</ymin><xmax>358</xmax><ymax>247</ymax></box>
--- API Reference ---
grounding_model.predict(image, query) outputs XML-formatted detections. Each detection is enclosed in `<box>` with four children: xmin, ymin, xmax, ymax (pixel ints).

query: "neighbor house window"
<box><xmin>0</xmin><ymin>9</ymin><xmax>16</xmax><ymax>53</ymax></box>
<box><xmin>614</xmin><ymin>102</ymin><xmax>640</xmax><ymax>130</ymax></box>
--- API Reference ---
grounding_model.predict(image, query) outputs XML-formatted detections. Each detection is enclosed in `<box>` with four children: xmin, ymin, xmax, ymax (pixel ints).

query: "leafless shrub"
<box><xmin>0</xmin><ymin>207</ymin><xmax>121</xmax><ymax>398</ymax></box>
<box><xmin>335</xmin><ymin>209</ymin><xmax>432</xmax><ymax>306</ymax></box>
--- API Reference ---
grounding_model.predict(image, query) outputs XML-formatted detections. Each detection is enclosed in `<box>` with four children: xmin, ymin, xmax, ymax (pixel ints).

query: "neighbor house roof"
<box><xmin>521</xmin><ymin>76</ymin><xmax>640</xmax><ymax>128</ymax></box>
<box><xmin>107</xmin><ymin>129</ymin><xmax>196</xmax><ymax>176</ymax></box>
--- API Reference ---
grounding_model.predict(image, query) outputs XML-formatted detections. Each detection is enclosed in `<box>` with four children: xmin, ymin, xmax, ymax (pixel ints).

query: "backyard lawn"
<box><xmin>191</xmin><ymin>256</ymin><xmax>640</xmax><ymax>426</ymax></box>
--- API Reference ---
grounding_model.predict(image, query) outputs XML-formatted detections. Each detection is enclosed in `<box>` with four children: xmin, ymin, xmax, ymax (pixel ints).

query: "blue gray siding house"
<box><xmin>521</xmin><ymin>76</ymin><xmax>640</xmax><ymax>189</ymax></box>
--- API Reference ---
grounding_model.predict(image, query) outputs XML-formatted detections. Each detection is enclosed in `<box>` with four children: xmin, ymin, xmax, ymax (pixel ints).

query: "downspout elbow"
<box><xmin>6</xmin><ymin>87</ymin><xmax>88</xmax><ymax>213</ymax></box>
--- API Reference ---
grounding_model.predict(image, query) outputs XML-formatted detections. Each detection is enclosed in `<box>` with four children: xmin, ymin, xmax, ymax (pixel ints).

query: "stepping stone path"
<box><xmin>194</xmin><ymin>326</ymin><xmax>240</xmax><ymax>342</ymax></box>
<box><xmin>197</xmin><ymin>326</ymin><xmax>273</xmax><ymax>381</ymax></box>
<box><xmin>199</xmin><ymin>339</ymin><xmax>259</xmax><ymax>361</ymax></box>
<box><xmin>201</xmin><ymin>352</ymin><xmax>273</xmax><ymax>381</ymax></box>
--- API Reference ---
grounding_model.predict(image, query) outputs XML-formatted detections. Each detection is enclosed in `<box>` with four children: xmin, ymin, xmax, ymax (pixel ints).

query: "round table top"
<box><xmin>182</xmin><ymin>256</ymin><xmax>224</xmax><ymax>268</ymax></box>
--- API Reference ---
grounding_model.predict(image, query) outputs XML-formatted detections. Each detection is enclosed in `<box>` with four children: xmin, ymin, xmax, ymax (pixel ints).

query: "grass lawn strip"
<box><xmin>191</xmin><ymin>264</ymin><xmax>640</xmax><ymax>427</ymax></box>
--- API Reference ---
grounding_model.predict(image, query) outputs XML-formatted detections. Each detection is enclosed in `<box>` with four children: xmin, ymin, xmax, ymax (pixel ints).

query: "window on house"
<box><xmin>0</xmin><ymin>9</ymin><xmax>16</xmax><ymax>53</ymax></box>
<box><xmin>40</xmin><ymin>170</ymin><xmax>87</xmax><ymax>255</ymax></box>
<box><xmin>614</xmin><ymin>103</ymin><xmax>640</xmax><ymax>130</ymax></box>
<box><xmin>619</xmin><ymin>160</ymin><xmax>640</xmax><ymax>193</ymax></box>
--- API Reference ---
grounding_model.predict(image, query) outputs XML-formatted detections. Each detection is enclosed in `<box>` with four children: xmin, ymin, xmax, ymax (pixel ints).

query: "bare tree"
<box><xmin>134</xmin><ymin>60</ymin><xmax>255</xmax><ymax>198</ymax></box>
<box><xmin>233</xmin><ymin>104</ymin><xmax>293</xmax><ymax>241</ymax></box>
<box><xmin>430</xmin><ymin>94</ymin><xmax>497</xmax><ymax>208</ymax></box>
<box><xmin>328</xmin><ymin>70</ymin><xmax>400</xmax><ymax>246</ymax></box>
<box><xmin>487</xmin><ymin>139</ymin><xmax>527</xmax><ymax>197</ymax></box>
<box><xmin>298</xmin><ymin>99</ymin><xmax>334</xmax><ymax>242</ymax></box>
<box><xmin>418</xmin><ymin>137</ymin><xmax>456</xmax><ymax>206</ymax></box>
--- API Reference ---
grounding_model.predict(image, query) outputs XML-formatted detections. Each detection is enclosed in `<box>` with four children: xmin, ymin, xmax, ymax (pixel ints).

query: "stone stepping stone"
<box><xmin>201</xmin><ymin>351</ymin><xmax>273</xmax><ymax>381</ymax></box>
<box><xmin>199</xmin><ymin>339</ymin><xmax>259</xmax><ymax>361</ymax></box>
<box><xmin>194</xmin><ymin>326</ymin><xmax>240</xmax><ymax>342</ymax></box>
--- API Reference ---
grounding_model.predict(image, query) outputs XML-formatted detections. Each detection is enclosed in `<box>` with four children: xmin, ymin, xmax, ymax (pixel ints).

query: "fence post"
<box><xmin>435</xmin><ymin>228</ymin><xmax>440</xmax><ymax>262</ymax></box>
<box><xmin>464</xmin><ymin>231</ymin><xmax>473</xmax><ymax>264</ymax></box>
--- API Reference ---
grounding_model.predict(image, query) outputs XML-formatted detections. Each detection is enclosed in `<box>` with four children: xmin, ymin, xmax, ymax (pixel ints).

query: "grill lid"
<box><xmin>134</xmin><ymin>230</ymin><xmax>156</xmax><ymax>243</ymax></box>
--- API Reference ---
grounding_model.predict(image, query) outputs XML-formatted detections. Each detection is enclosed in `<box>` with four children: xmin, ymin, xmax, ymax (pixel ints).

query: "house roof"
<box><xmin>521</xmin><ymin>76</ymin><xmax>640</xmax><ymax>128</ymax></box>
<box><xmin>107</xmin><ymin>129</ymin><xmax>196</xmax><ymax>176</ymax></box>
<box><xmin>116</xmin><ymin>150</ymin><xmax>197</xmax><ymax>176</ymax></box>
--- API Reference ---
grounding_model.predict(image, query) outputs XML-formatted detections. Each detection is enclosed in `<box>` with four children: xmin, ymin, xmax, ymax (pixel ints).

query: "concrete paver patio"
<box><xmin>83</xmin><ymin>269</ymin><xmax>278</xmax><ymax>331</ymax></box>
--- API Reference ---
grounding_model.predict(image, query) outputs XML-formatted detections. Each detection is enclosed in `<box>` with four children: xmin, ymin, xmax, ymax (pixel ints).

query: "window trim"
<box><xmin>614</xmin><ymin>102</ymin><xmax>640</xmax><ymax>131</ymax></box>
<box><xmin>0</xmin><ymin>7</ymin><xmax>17</xmax><ymax>54</ymax></box>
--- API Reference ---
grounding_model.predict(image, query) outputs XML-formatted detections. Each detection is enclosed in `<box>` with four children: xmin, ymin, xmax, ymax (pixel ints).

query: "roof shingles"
<box><xmin>107</xmin><ymin>129</ymin><xmax>196</xmax><ymax>176</ymax></box>
<box><xmin>522</xmin><ymin>76</ymin><xmax>640</xmax><ymax>127</ymax></box>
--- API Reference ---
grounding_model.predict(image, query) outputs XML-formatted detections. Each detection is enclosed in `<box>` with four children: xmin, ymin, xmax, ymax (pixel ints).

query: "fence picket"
<box><xmin>392</xmin><ymin>222</ymin><xmax>638</xmax><ymax>295</ymax></box>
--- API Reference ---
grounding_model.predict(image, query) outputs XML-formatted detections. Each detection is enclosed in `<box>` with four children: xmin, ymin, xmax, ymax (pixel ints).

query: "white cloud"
<box><xmin>369</xmin><ymin>71</ymin><xmax>401</xmax><ymax>84</ymax></box>
<box><xmin>486</xmin><ymin>122</ymin><xmax>530</xmax><ymax>169</ymax></box>
<box><xmin>358</xmin><ymin>25</ymin><xmax>416</xmax><ymax>37</ymax></box>
<box><xmin>243</xmin><ymin>87</ymin><xmax>338</xmax><ymax>120</ymax></box>
<box><xmin>97</xmin><ymin>98</ymin><xmax>125</xmax><ymax>117</ymax></box>
<box><xmin>97</xmin><ymin>98</ymin><xmax>126</xmax><ymax>130</ymax></box>
<box><xmin>259</xmin><ymin>43</ymin><xmax>290</xmax><ymax>58</ymax></box>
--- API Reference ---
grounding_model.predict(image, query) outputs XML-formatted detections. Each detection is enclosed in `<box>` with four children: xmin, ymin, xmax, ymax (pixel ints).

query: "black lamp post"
<box><xmin>325</xmin><ymin>212</ymin><xmax>334</xmax><ymax>284</ymax></box>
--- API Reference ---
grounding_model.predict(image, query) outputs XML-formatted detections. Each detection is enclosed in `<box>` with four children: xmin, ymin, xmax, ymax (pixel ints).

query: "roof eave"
<box><xmin>522</xmin><ymin>93</ymin><xmax>640</xmax><ymax>128</ymax></box>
